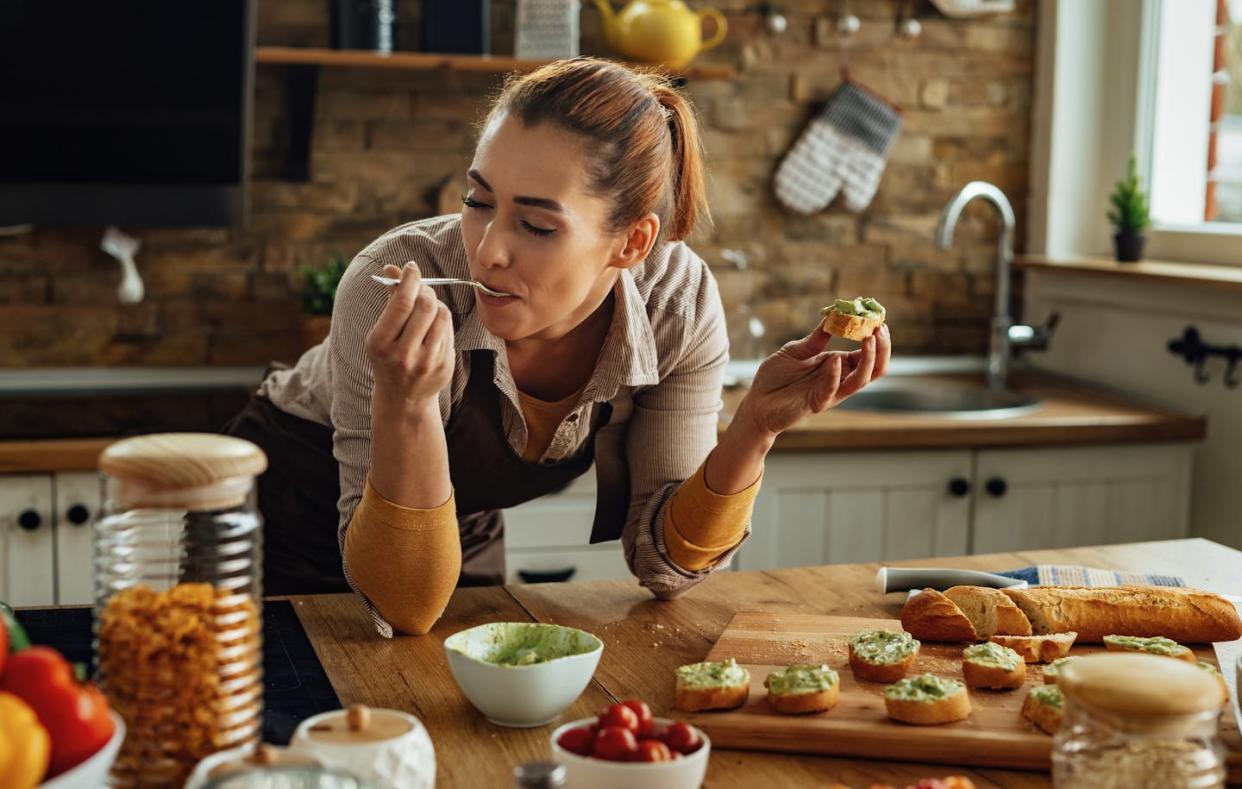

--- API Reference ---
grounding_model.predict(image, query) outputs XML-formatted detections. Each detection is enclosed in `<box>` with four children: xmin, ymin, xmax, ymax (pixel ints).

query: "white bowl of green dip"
<box><xmin>444</xmin><ymin>622</ymin><xmax>603</xmax><ymax>727</ymax></box>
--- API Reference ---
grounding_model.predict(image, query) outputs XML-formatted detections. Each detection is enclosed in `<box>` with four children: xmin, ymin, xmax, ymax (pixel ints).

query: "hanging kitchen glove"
<box><xmin>773</xmin><ymin>80</ymin><xmax>903</xmax><ymax>214</ymax></box>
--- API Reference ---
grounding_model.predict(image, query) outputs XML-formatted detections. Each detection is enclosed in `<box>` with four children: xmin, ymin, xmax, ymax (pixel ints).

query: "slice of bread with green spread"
<box><xmin>820</xmin><ymin>297</ymin><xmax>885</xmax><ymax>341</ymax></box>
<box><xmin>961</xmin><ymin>642</ymin><xmax>1026</xmax><ymax>690</ymax></box>
<box><xmin>1021</xmin><ymin>683</ymin><xmax>1064</xmax><ymax>735</ymax></box>
<box><xmin>674</xmin><ymin>657</ymin><xmax>751</xmax><ymax>712</ymax></box>
<box><xmin>764</xmin><ymin>664</ymin><xmax>840</xmax><ymax>714</ymax></box>
<box><xmin>1103</xmin><ymin>634</ymin><xmax>1196</xmax><ymax>663</ymax></box>
<box><xmin>848</xmin><ymin>628</ymin><xmax>920</xmax><ymax>683</ymax></box>
<box><xmin>884</xmin><ymin>674</ymin><xmax>972</xmax><ymax>725</ymax></box>
<box><xmin>1041</xmin><ymin>655</ymin><xmax>1080</xmax><ymax>684</ymax></box>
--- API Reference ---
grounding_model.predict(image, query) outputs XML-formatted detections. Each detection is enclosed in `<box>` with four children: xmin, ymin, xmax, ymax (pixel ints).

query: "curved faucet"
<box><xmin>936</xmin><ymin>181</ymin><xmax>1055</xmax><ymax>391</ymax></box>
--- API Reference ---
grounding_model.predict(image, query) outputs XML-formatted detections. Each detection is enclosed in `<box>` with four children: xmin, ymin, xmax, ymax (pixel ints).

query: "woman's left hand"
<box><xmin>735</xmin><ymin>324</ymin><xmax>891</xmax><ymax>438</ymax></box>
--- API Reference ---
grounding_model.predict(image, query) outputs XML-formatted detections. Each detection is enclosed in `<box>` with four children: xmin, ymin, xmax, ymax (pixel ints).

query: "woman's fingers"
<box><xmin>810</xmin><ymin>355</ymin><xmax>843</xmax><ymax>412</ymax></box>
<box><xmin>838</xmin><ymin>335</ymin><xmax>877</xmax><ymax>398</ymax></box>
<box><xmin>395</xmin><ymin>284</ymin><xmax>442</xmax><ymax>362</ymax></box>
<box><xmin>873</xmin><ymin>324</ymin><xmax>892</xmax><ymax>379</ymax></box>
<box><xmin>784</xmin><ymin>325</ymin><xmax>832</xmax><ymax>361</ymax></box>
<box><xmin>371</xmin><ymin>262</ymin><xmax>425</xmax><ymax>346</ymax></box>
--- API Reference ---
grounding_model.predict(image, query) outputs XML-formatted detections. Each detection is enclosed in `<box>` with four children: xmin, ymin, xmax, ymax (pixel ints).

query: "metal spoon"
<box><xmin>370</xmin><ymin>273</ymin><xmax>511</xmax><ymax>298</ymax></box>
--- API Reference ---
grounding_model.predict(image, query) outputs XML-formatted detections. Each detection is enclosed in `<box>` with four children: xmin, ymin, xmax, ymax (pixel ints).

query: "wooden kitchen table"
<box><xmin>289</xmin><ymin>539</ymin><xmax>1242</xmax><ymax>788</ymax></box>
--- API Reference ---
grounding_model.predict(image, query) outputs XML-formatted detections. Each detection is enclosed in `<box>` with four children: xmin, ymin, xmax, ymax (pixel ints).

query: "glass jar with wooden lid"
<box><xmin>94</xmin><ymin>433</ymin><xmax>268</xmax><ymax>788</ymax></box>
<box><xmin>1052</xmin><ymin>652</ymin><xmax>1226</xmax><ymax>788</ymax></box>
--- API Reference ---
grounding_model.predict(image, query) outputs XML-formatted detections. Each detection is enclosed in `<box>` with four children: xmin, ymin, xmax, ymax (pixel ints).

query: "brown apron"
<box><xmin>223</xmin><ymin>350</ymin><xmax>613</xmax><ymax>595</ymax></box>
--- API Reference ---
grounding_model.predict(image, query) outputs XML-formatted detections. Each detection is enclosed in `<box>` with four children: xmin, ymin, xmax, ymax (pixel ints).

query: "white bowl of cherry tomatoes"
<box><xmin>550</xmin><ymin>700</ymin><xmax>710</xmax><ymax>789</ymax></box>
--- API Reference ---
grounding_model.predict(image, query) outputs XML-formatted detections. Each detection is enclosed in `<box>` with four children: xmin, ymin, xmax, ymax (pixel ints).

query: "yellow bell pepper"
<box><xmin>0</xmin><ymin>691</ymin><xmax>50</xmax><ymax>789</ymax></box>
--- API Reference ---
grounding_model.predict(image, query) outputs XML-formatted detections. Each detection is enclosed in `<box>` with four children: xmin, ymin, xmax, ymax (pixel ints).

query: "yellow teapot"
<box><xmin>591</xmin><ymin>0</ymin><xmax>727</xmax><ymax>70</ymax></box>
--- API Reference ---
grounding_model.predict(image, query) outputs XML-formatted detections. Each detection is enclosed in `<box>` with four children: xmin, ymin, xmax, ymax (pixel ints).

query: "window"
<box><xmin>1214</xmin><ymin>3</ymin><xmax>1242</xmax><ymax>221</ymax></box>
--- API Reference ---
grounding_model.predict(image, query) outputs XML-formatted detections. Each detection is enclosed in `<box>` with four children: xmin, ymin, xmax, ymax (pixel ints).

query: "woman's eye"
<box><xmin>521</xmin><ymin>220</ymin><xmax>556</xmax><ymax>238</ymax></box>
<box><xmin>461</xmin><ymin>195</ymin><xmax>492</xmax><ymax>210</ymax></box>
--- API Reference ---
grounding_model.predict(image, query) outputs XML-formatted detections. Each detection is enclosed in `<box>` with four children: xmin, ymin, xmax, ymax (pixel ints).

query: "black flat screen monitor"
<box><xmin>0</xmin><ymin>1</ymin><xmax>254</xmax><ymax>227</ymax></box>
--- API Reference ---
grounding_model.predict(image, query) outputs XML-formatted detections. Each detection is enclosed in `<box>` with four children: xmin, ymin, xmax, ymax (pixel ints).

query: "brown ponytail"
<box><xmin>485</xmin><ymin>58</ymin><xmax>711</xmax><ymax>243</ymax></box>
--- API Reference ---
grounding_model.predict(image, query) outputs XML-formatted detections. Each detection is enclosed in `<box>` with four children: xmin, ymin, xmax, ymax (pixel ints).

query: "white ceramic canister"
<box><xmin>186</xmin><ymin>743</ymin><xmax>325</xmax><ymax>789</ymax></box>
<box><xmin>290</xmin><ymin>705</ymin><xmax>435</xmax><ymax>788</ymax></box>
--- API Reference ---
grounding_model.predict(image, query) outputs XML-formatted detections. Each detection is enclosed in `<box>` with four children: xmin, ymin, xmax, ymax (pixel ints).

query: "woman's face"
<box><xmin>460</xmin><ymin>112</ymin><xmax>651</xmax><ymax>342</ymax></box>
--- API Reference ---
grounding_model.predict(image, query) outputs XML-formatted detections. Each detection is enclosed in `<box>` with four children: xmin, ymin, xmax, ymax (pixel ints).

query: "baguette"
<box><xmin>1001</xmin><ymin>585</ymin><xmax>1242</xmax><ymax>643</ymax></box>
<box><xmin>674</xmin><ymin>658</ymin><xmax>751</xmax><ymax>713</ymax></box>
<box><xmin>944</xmin><ymin>586</ymin><xmax>1032</xmax><ymax>638</ymax></box>
<box><xmin>848</xmin><ymin>629</ymin><xmax>920</xmax><ymax>683</ymax></box>
<box><xmin>884</xmin><ymin>674</ymin><xmax>972</xmax><ymax>725</ymax></box>
<box><xmin>961</xmin><ymin>642</ymin><xmax>1026</xmax><ymax>690</ymax></box>
<box><xmin>901</xmin><ymin>589</ymin><xmax>978</xmax><ymax>642</ymax></box>
<box><xmin>1103</xmin><ymin>634</ymin><xmax>1197</xmax><ymax>663</ymax></box>
<box><xmin>989</xmin><ymin>632</ymin><xmax>1077</xmax><ymax>663</ymax></box>
<box><xmin>765</xmin><ymin>664</ymin><xmax>840</xmax><ymax>714</ymax></box>
<box><xmin>1021</xmin><ymin>684</ymin><xmax>1064</xmax><ymax>735</ymax></box>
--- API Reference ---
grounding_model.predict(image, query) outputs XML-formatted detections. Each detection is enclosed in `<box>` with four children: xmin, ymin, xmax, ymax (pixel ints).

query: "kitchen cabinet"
<box><xmin>971</xmin><ymin>443</ymin><xmax>1192</xmax><ymax>553</ymax></box>
<box><xmin>738</xmin><ymin>443</ymin><xmax>1193</xmax><ymax>570</ymax></box>
<box><xmin>54</xmin><ymin>471</ymin><xmax>103</xmax><ymax>605</ymax></box>
<box><xmin>738</xmin><ymin>451</ymin><xmax>974</xmax><ymax>570</ymax></box>
<box><xmin>0</xmin><ymin>471</ymin><xmax>103</xmax><ymax>606</ymax></box>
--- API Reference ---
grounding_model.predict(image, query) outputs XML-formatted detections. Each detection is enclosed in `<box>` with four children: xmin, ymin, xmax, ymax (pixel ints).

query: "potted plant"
<box><xmin>1108</xmin><ymin>154</ymin><xmax>1151</xmax><ymax>263</ymax></box>
<box><xmin>299</xmin><ymin>257</ymin><xmax>348</xmax><ymax>350</ymax></box>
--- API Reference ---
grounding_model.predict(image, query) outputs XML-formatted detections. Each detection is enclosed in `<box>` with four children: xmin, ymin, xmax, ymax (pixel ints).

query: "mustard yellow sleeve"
<box><xmin>663</xmin><ymin>460</ymin><xmax>761</xmax><ymax>572</ymax></box>
<box><xmin>343</xmin><ymin>478</ymin><xmax>461</xmax><ymax>636</ymax></box>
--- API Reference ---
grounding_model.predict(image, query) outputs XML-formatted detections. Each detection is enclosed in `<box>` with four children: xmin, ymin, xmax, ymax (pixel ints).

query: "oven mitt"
<box><xmin>773</xmin><ymin>80</ymin><xmax>903</xmax><ymax>214</ymax></box>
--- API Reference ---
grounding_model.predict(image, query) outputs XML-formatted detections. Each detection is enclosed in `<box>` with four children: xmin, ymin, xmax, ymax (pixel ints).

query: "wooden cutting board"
<box><xmin>683</xmin><ymin>611</ymin><xmax>1242</xmax><ymax>776</ymax></box>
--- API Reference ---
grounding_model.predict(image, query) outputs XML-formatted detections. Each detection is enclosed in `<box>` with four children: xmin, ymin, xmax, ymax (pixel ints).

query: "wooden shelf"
<box><xmin>254</xmin><ymin>46</ymin><xmax>735</xmax><ymax>81</ymax></box>
<box><xmin>1016</xmin><ymin>254</ymin><xmax>1242</xmax><ymax>293</ymax></box>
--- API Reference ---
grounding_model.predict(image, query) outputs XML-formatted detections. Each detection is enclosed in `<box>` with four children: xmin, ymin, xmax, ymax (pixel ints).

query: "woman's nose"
<box><xmin>475</xmin><ymin>224</ymin><xmax>511</xmax><ymax>270</ymax></box>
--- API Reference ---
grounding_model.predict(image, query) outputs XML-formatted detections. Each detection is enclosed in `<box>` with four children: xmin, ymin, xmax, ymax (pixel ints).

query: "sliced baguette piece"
<box><xmin>1021</xmin><ymin>684</ymin><xmax>1065</xmax><ymax>735</ymax></box>
<box><xmin>764</xmin><ymin>664</ymin><xmax>840</xmax><ymax>714</ymax></box>
<box><xmin>1196</xmin><ymin>660</ymin><xmax>1231</xmax><ymax>705</ymax></box>
<box><xmin>674</xmin><ymin>658</ymin><xmax>751</xmax><ymax>713</ymax></box>
<box><xmin>884</xmin><ymin>674</ymin><xmax>972</xmax><ymax>725</ymax></box>
<box><xmin>1103</xmin><ymin>634</ymin><xmax>1197</xmax><ymax>662</ymax></box>
<box><xmin>944</xmin><ymin>585</ymin><xmax>1032</xmax><ymax>638</ymax></box>
<box><xmin>989</xmin><ymin>632</ymin><xmax>1077</xmax><ymax>663</ymax></box>
<box><xmin>1001</xmin><ymin>585</ymin><xmax>1242</xmax><ymax>643</ymax></box>
<box><xmin>1041</xmin><ymin>655</ymin><xmax>1081</xmax><ymax>684</ymax></box>
<box><xmin>901</xmin><ymin>589</ymin><xmax>979</xmax><ymax>642</ymax></box>
<box><xmin>820</xmin><ymin>310</ymin><xmax>883</xmax><ymax>341</ymax></box>
<box><xmin>848</xmin><ymin>629</ymin><xmax>920</xmax><ymax>683</ymax></box>
<box><xmin>961</xmin><ymin>642</ymin><xmax>1026</xmax><ymax>690</ymax></box>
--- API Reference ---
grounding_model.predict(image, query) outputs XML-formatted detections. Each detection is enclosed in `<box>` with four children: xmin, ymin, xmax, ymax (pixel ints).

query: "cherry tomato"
<box><xmin>557</xmin><ymin>725</ymin><xmax>595</xmax><ymax>756</ymax></box>
<box><xmin>659</xmin><ymin>721</ymin><xmax>703</xmax><ymax>755</ymax></box>
<box><xmin>592</xmin><ymin>726</ymin><xmax>638</xmax><ymax>761</ymax></box>
<box><xmin>597</xmin><ymin>703</ymin><xmax>640</xmax><ymax>734</ymax></box>
<box><xmin>630</xmin><ymin>738</ymin><xmax>673</xmax><ymax>762</ymax></box>
<box><xmin>621</xmin><ymin>699</ymin><xmax>654</xmax><ymax>736</ymax></box>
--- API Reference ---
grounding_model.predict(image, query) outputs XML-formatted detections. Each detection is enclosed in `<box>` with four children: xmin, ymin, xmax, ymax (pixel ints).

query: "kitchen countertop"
<box><xmin>289</xmin><ymin>538</ymin><xmax>1242</xmax><ymax>787</ymax></box>
<box><xmin>0</xmin><ymin>371</ymin><xmax>1206</xmax><ymax>473</ymax></box>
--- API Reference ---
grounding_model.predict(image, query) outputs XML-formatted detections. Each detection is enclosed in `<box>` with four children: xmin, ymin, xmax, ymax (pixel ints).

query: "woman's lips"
<box><xmin>477</xmin><ymin>290</ymin><xmax>518</xmax><ymax>308</ymax></box>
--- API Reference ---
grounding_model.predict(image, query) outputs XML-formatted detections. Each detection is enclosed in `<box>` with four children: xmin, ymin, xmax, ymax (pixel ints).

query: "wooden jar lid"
<box><xmin>1058</xmin><ymin>653</ymin><xmax>1223</xmax><ymax>717</ymax></box>
<box><xmin>100</xmin><ymin>433</ymin><xmax>268</xmax><ymax>510</ymax></box>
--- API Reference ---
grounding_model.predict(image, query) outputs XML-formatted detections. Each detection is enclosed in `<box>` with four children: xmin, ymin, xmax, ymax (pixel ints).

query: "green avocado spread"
<box><xmin>850</xmin><ymin>629</ymin><xmax>919</xmax><ymax>665</ymax></box>
<box><xmin>963</xmin><ymin>642</ymin><xmax>1021</xmax><ymax>671</ymax></box>
<box><xmin>1103</xmin><ymin>634</ymin><xmax>1188</xmax><ymax>656</ymax></box>
<box><xmin>1196</xmin><ymin>660</ymin><xmax>1221</xmax><ymax>675</ymax></box>
<box><xmin>1041</xmin><ymin>655</ymin><xmax>1079</xmax><ymax>681</ymax></box>
<box><xmin>823</xmin><ymin>297</ymin><xmax>886</xmax><ymax>320</ymax></box>
<box><xmin>1029</xmin><ymin>684</ymin><xmax>1064</xmax><ymax>709</ymax></box>
<box><xmin>677</xmin><ymin>657</ymin><xmax>750</xmax><ymax>689</ymax></box>
<box><xmin>448</xmin><ymin>622</ymin><xmax>601</xmax><ymax>668</ymax></box>
<box><xmin>765</xmin><ymin>664</ymin><xmax>839</xmax><ymax>696</ymax></box>
<box><xmin>884</xmin><ymin>674</ymin><xmax>964</xmax><ymax>703</ymax></box>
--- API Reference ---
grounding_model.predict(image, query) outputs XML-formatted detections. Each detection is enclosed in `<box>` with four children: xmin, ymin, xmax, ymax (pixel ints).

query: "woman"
<box><xmin>226</xmin><ymin>58</ymin><xmax>890</xmax><ymax>638</ymax></box>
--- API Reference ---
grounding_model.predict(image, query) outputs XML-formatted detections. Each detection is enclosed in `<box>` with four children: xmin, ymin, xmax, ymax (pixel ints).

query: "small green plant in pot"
<box><xmin>1108</xmin><ymin>154</ymin><xmax>1151</xmax><ymax>263</ymax></box>
<box><xmin>299</xmin><ymin>257</ymin><xmax>348</xmax><ymax>350</ymax></box>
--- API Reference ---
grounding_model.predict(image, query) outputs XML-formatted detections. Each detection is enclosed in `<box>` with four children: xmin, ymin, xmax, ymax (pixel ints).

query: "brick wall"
<box><xmin>0</xmin><ymin>0</ymin><xmax>1034</xmax><ymax>367</ymax></box>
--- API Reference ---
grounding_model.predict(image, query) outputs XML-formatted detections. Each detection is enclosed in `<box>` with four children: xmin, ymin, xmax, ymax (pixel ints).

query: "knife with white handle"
<box><xmin>875</xmin><ymin>566</ymin><xmax>1030</xmax><ymax>595</ymax></box>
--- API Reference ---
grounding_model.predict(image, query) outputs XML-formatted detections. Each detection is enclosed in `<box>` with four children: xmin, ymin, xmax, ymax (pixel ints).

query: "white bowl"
<box><xmin>444</xmin><ymin>622</ymin><xmax>603</xmax><ymax>727</ymax></box>
<box><xmin>40</xmin><ymin>711</ymin><xmax>125</xmax><ymax>789</ymax></box>
<box><xmin>550</xmin><ymin>717</ymin><xmax>711</xmax><ymax>789</ymax></box>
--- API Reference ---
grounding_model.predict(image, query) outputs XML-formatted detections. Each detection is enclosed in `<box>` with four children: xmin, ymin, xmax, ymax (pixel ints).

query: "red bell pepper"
<box><xmin>0</xmin><ymin>646</ymin><xmax>114</xmax><ymax>777</ymax></box>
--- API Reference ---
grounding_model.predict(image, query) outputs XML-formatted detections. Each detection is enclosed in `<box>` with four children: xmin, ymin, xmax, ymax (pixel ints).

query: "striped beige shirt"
<box><xmin>259</xmin><ymin>214</ymin><xmax>746</xmax><ymax>636</ymax></box>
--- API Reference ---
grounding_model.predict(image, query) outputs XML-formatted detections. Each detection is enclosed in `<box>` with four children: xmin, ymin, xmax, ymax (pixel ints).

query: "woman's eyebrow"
<box><xmin>467</xmin><ymin>169</ymin><xmax>564</xmax><ymax>213</ymax></box>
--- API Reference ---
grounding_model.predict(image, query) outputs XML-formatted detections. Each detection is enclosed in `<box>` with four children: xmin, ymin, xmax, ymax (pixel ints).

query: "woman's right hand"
<box><xmin>365</xmin><ymin>262</ymin><xmax>455</xmax><ymax>419</ymax></box>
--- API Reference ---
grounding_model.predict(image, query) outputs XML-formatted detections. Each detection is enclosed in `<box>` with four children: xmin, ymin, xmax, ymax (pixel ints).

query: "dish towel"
<box><xmin>997</xmin><ymin>565</ymin><xmax>1185</xmax><ymax>587</ymax></box>
<box><xmin>773</xmin><ymin>80</ymin><xmax>902</xmax><ymax>214</ymax></box>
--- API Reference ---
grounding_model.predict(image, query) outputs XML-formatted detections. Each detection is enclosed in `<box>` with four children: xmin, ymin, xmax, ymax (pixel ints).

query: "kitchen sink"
<box><xmin>834</xmin><ymin>378</ymin><xmax>1041</xmax><ymax>419</ymax></box>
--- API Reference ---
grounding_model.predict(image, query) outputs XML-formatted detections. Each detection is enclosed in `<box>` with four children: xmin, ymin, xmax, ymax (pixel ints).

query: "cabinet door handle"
<box><xmin>517</xmin><ymin>567</ymin><xmax>577</xmax><ymax>584</ymax></box>
<box><xmin>17</xmin><ymin>509</ymin><xmax>42</xmax><ymax>531</ymax></box>
<box><xmin>947</xmin><ymin>477</ymin><xmax>971</xmax><ymax>498</ymax></box>
<box><xmin>66</xmin><ymin>504</ymin><xmax>91</xmax><ymax>526</ymax></box>
<box><xmin>985</xmin><ymin>477</ymin><xmax>1008</xmax><ymax>498</ymax></box>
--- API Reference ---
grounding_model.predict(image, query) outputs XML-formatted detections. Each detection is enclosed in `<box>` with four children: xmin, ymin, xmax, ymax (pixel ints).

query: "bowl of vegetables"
<box><xmin>0</xmin><ymin>604</ymin><xmax>120</xmax><ymax>789</ymax></box>
<box><xmin>444</xmin><ymin>622</ymin><xmax>603</xmax><ymax>728</ymax></box>
<box><xmin>550</xmin><ymin>700</ymin><xmax>710</xmax><ymax>789</ymax></box>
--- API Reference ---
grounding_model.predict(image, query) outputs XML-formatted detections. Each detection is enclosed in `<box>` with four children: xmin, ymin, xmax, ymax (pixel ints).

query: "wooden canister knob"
<box><xmin>250</xmin><ymin>743</ymin><xmax>277</xmax><ymax>766</ymax></box>
<box><xmin>346</xmin><ymin>704</ymin><xmax>372</xmax><ymax>733</ymax></box>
